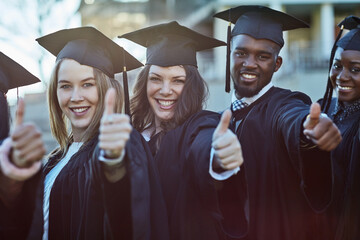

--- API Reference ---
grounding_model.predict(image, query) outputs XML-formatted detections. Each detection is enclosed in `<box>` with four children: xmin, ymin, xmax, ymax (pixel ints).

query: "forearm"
<box><xmin>99</xmin><ymin>150</ymin><xmax>127</xmax><ymax>183</ymax></box>
<box><xmin>0</xmin><ymin>171</ymin><xmax>24</xmax><ymax>208</ymax></box>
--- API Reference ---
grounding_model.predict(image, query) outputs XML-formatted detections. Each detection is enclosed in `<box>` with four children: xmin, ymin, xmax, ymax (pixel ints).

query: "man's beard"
<box><xmin>233</xmin><ymin>80</ymin><xmax>263</xmax><ymax>98</ymax></box>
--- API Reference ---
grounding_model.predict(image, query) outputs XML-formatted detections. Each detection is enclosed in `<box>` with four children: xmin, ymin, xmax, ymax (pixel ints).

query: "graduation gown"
<box><xmin>230</xmin><ymin>87</ymin><xmax>332</xmax><ymax>240</ymax></box>
<box><xmin>1</xmin><ymin>130</ymin><xmax>168</xmax><ymax>240</ymax></box>
<box><xmin>152</xmin><ymin>110</ymin><xmax>248</xmax><ymax>240</ymax></box>
<box><xmin>0</xmin><ymin>92</ymin><xmax>9</xmax><ymax>142</ymax></box>
<box><xmin>316</xmin><ymin>98</ymin><xmax>360</xmax><ymax>240</ymax></box>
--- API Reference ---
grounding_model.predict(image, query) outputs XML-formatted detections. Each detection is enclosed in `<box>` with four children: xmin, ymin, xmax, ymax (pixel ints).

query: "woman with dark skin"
<box><xmin>317</xmin><ymin>16</ymin><xmax>360</xmax><ymax>240</ymax></box>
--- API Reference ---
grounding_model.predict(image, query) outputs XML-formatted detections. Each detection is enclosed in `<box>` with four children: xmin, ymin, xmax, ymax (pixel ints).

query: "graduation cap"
<box><xmin>119</xmin><ymin>21</ymin><xmax>226</xmax><ymax>67</ymax></box>
<box><xmin>213</xmin><ymin>5</ymin><xmax>309</xmax><ymax>92</ymax></box>
<box><xmin>322</xmin><ymin>16</ymin><xmax>360</xmax><ymax>112</ymax></box>
<box><xmin>0</xmin><ymin>52</ymin><xmax>40</xmax><ymax>95</ymax></box>
<box><xmin>36</xmin><ymin>26</ymin><xmax>143</xmax><ymax>115</ymax></box>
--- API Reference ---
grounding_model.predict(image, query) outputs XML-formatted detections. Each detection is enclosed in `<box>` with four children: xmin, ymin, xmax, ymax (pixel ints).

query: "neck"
<box><xmin>72</xmin><ymin>129</ymin><xmax>85</xmax><ymax>142</ymax></box>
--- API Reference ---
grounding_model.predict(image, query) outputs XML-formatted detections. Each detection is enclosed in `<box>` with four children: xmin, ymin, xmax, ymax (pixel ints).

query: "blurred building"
<box><xmin>78</xmin><ymin>0</ymin><xmax>360</xmax><ymax>111</ymax></box>
<box><xmin>11</xmin><ymin>0</ymin><xmax>359</xmax><ymax>152</ymax></box>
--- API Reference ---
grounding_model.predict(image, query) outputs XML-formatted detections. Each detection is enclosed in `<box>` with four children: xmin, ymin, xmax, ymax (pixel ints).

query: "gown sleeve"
<box><xmin>275</xmin><ymin>92</ymin><xmax>332</xmax><ymax>212</ymax></box>
<box><xmin>91</xmin><ymin>129</ymin><xmax>169</xmax><ymax>240</ymax></box>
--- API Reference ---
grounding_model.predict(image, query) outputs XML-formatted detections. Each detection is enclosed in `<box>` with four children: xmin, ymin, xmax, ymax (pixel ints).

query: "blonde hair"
<box><xmin>48</xmin><ymin>58</ymin><xmax>124</xmax><ymax>157</ymax></box>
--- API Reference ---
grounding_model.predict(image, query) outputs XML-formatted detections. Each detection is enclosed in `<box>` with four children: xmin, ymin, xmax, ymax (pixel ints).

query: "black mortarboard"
<box><xmin>336</xmin><ymin>17</ymin><xmax>360</xmax><ymax>51</ymax></box>
<box><xmin>213</xmin><ymin>5</ymin><xmax>309</xmax><ymax>92</ymax></box>
<box><xmin>322</xmin><ymin>16</ymin><xmax>360</xmax><ymax>112</ymax></box>
<box><xmin>36</xmin><ymin>26</ymin><xmax>143</xmax><ymax>116</ymax></box>
<box><xmin>0</xmin><ymin>52</ymin><xmax>40</xmax><ymax>94</ymax></box>
<box><xmin>119</xmin><ymin>21</ymin><xmax>226</xmax><ymax>67</ymax></box>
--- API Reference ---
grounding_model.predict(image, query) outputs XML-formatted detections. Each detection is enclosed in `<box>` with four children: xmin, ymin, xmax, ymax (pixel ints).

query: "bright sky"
<box><xmin>0</xmin><ymin>0</ymin><xmax>81</xmax><ymax>105</ymax></box>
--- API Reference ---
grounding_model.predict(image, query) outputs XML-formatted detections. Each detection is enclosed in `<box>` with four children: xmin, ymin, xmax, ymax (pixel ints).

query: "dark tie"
<box><xmin>231</xmin><ymin>100</ymin><xmax>249</xmax><ymax>131</ymax></box>
<box><xmin>231</xmin><ymin>99</ymin><xmax>249</xmax><ymax>113</ymax></box>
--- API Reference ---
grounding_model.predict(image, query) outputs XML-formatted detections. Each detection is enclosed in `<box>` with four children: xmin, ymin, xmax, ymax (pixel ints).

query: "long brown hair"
<box><xmin>130</xmin><ymin>64</ymin><xmax>209</xmax><ymax>136</ymax></box>
<box><xmin>48</xmin><ymin>58</ymin><xmax>123</xmax><ymax>158</ymax></box>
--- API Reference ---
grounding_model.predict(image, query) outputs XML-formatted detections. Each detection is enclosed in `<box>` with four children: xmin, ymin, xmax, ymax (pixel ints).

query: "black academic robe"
<box><xmin>152</xmin><ymin>110</ymin><xmax>247</xmax><ymax>240</ymax></box>
<box><xmin>0</xmin><ymin>92</ymin><xmax>9</xmax><ymax>141</ymax></box>
<box><xmin>1</xmin><ymin>130</ymin><xmax>168</xmax><ymax>240</ymax></box>
<box><xmin>229</xmin><ymin>87</ymin><xmax>332</xmax><ymax>240</ymax></box>
<box><xmin>315</xmin><ymin>98</ymin><xmax>360</xmax><ymax>240</ymax></box>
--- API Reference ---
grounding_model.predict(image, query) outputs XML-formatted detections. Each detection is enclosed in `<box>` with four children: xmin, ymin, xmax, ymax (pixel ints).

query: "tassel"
<box><xmin>225</xmin><ymin>22</ymin><xmax>231</xmax><ymax>93</ymax></box>
<box><xmin>122</xmin><ymin>66</ymin><xmax>131</xmax><ymax>117</ymax></box>
<box><xmin>322</xmin><ymin>25</ymin><xmax>344</xmax><ymax>113</ymax></box>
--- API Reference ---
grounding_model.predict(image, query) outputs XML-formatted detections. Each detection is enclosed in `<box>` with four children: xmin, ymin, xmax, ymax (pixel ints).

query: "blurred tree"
<box><xmin>0</xmin><ymin>0</ymin><xmax>80</xmax><ymax>83</ymax></box>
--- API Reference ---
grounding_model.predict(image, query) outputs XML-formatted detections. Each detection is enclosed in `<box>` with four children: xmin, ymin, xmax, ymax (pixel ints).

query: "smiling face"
<box><xmin>146</xmin><ymin>65</ymin><xmax>186</xmax><ymax>126</ymax></box>
<box><xmin>57</xmin><ymin>59</ymin><xmax>99</xmax><ymax>141</ymax></box>
<box><xmin>330</xmin><ymin>47</ymin><xmax>360</xmax><ymax>104</ymax></box>
<box><xmin>230</xmin><ymin>34</ymin><xmax>282</xmax><ymax>98</ymax></box>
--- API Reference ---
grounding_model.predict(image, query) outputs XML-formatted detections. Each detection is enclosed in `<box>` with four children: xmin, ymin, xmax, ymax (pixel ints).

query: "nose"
<box><xmin>159</xmin><ymin>82</ymin><xmax>173</xmax><ymax>96</ymax></box>
<box><xmin>242</xmin><ymin>56</ymin><xmax>257</xmax><ymax>69</ymax></box>
<box><xmin>70</xmin><ymin>88</ymin><xmax>84</xmax><ymax>102</ymax></box>
<box><xmin>336</xmin><ymin>69</ymin><xmax>350</xmax><ymax>82</ymax></box>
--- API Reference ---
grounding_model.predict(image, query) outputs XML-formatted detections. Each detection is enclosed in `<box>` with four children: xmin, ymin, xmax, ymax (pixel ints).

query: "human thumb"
<box><xmin>213</xmin><ymin>109</ymin><xmax>232</xmax><ymax>140</ymax></box>
<box><xmin>104</xmin><ymin>88</ymin><xmax>116</xmax><ymax>116</ymax></box>
<box><xmin>303</xmin><ymin>102</ymin><xmax>321</xmax><ymax>130</ymax></box>
<box><xmin>14</xmin><ymin>98</ymin><xmax>25</xmax><ymax>127</ymax></box>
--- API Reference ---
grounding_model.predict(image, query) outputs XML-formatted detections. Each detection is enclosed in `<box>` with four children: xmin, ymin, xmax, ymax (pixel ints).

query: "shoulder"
<box><xmin>268</xmin><ymin>87</ymin><xmax>312</xmax><ymax>106</ymax></box>
<box><xmin>182</xmin><ymin>110</ymin><xmax>220</xmax><ymax>130</ymax></box>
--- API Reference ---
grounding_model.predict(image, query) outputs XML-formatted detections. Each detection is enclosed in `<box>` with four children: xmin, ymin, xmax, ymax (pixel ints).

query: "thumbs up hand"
<box><xmin>303</xmin><ymin>102</ymin><xmax>342</xmax><ymax>151</ymax></box>
<box><xmin>99</xmin><ymin>88</ymin><xmax>132</xmax><ymax>159</ymax></box>
<box><xmin>212</xmin><ymin>109</ymin><xmax>243</xmax><ymax>171</ymax></box>
<box><xmin>11</xmin><ymin>98</ymin><xmax>46</xmax><ymax>169</ymax></box>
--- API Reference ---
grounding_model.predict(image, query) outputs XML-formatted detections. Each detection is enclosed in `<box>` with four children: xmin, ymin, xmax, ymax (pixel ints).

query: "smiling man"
<box><xmin>214</xmin><ymin>5</ymin><xmax>342</xmax><ymax>240</ymax></box>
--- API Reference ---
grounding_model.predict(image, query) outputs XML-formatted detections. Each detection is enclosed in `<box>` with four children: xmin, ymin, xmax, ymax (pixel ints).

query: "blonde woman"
<box><xmin>0</xmin><ymin>27</ymin><xmax>168</xmax><ymax>240</ymax></box>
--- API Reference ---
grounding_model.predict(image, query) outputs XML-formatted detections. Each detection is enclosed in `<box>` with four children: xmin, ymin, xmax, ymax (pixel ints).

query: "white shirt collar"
<box><xmin>231</xmin><ymin>82</ymin><xmax>273</xmax><ymax>105</ymax></box>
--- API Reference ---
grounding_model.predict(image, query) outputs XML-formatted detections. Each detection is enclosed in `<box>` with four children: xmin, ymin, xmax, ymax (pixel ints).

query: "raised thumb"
<box><xmin>104</xmin><ymin>88</ymin><xmax>116</xmax><ymax>116</ymax></box>
<box><xmin>213</xmin><ymin>109</ymin><xmax>232</xmax><ymax>139</ymax></box>
<box><xmin>304</xmin><ymin>102</ymin><xmax>321</xmax><ymax>130</ymax></box>
<box><xmin>14</xmin><ymin>98</ymin><xmax>25</xmax><ymax>127</ymax></box>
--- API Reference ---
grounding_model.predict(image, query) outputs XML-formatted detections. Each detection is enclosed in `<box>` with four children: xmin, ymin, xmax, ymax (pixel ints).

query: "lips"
<box><xmin>157</xmin><ymin>99</ymin><xmax>176</xmax><ymax>109</ymax></box>
<box><xmin>240</xmin><ymin>72</ymin><xmax>258</xmax><ymax>83</ymax></box>
<box><xmin>70</xmin><ymin>106</ymin><xmax>90</xmax><ymax>115</ymax></box>
<box><xmin>337</xmin><ymin>84</ymin><xmax>354</xmax><ymax>92</ymax></box>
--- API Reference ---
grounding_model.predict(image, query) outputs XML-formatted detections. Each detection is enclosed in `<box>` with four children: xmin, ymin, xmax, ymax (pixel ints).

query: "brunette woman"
<box><xmin>122</xmin><ymin>21</ymin><xmax>246</xmax><ymax>240</ymax></box>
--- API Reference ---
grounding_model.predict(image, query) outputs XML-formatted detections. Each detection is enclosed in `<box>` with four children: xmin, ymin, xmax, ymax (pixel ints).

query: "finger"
<box><xmin>222</xmin><ymin>161</ymin><xmax>243</xmax><ymax>170</ymax></box>
<box><xmin>12</xmin><ymin>125</ymin><xmax>41</xmax><ymax>149</ymax></box>
<box><xmin>213</xmin><ymin>109</ymin><xmax>232</xmax><ymax>140</ymax></box>
<box><xmin>316</xmin><ymin>127</ymin><xmax>342</xmax><ymax>151</ymax></box>
<box><xmin>304</xmin><ymin>102</ymin><xmax>321</xmax><ymax>130</ymax></box>
<box><xmin>14</xmin><ymin>98</ymin><xmax>25</xmax><ymax>127</ymax></box>
<box><xmin>13</xmin><ymin>138</ymin><xmax>45</xmax><ymax>165</ymax></box>
<box><xmin>100</xmin><ymin>123</ymin><xmax>132</xmax><ymax>135</ymax></box>
<box><xmin>99</xmin><ymin>132</ymin><xmax>131</xmax><ymax>143</ymax></box>
<box><xmin>104</xmin><ymin>88</ymin><xmax>116</xmax><ymax>116</ymax></box>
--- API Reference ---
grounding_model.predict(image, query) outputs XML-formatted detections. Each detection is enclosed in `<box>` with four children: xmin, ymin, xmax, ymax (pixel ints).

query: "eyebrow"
<box><xmin>234</xmin><ymin>47</ymin><xmax>272</xmax><ymax>55</ymax></box>
<box><xmin>149</xmin><ymin>72</ymin><xmax>186</xmax><ymax>78</ymax></box>
<box><xmin>58</xmin><ymin>77</ymin><xmax>95</xmax><ymax>83</ymax></box>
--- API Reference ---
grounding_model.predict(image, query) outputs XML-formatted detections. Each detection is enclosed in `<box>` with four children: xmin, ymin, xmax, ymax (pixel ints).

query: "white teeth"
<box><xmin>338</xmin><ymin>85</ymin><xmax>353</xmax><ymax>90</ymax></box>
<box><xmin>158</xmin><ymin>100</ymin><xmax>175</xmax><ymax>106</ymax></box>
<box><xmin>72</xmin><ymin>107</ymin><xmax>88</xmax><ymax>113</ymax></box>
<box><xmin>242</xmin><ymin>73</ymin><xmax>256</xmax><ymax>79</ymax></box>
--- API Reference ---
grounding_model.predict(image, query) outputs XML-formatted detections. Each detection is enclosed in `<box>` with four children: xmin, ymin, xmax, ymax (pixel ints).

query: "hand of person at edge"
<box><xmin>0</xmin><ymin>98</ymin><xmax>44</xmax><ymax>181</ymax></box>
<box><xmin>212</xmin><ymin>109</ymin><xmax>244</xmax><ymax>171</ymax></box>
<box><xmin>99</xmin><ymin>88</ymin><xmax>132</xmax><ymax>159</ymax></box>
<box><xmin>303</xmin><ymin>102</ymin><xmax>342</xmax><ymax>151</ymax></box>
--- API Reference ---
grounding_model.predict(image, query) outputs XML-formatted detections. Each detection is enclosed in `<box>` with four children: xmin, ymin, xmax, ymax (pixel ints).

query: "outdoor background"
<box><xmin>1</xmin><ymin>0</ymin><xmax>360</xmax><ymax>151</ymax></box>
